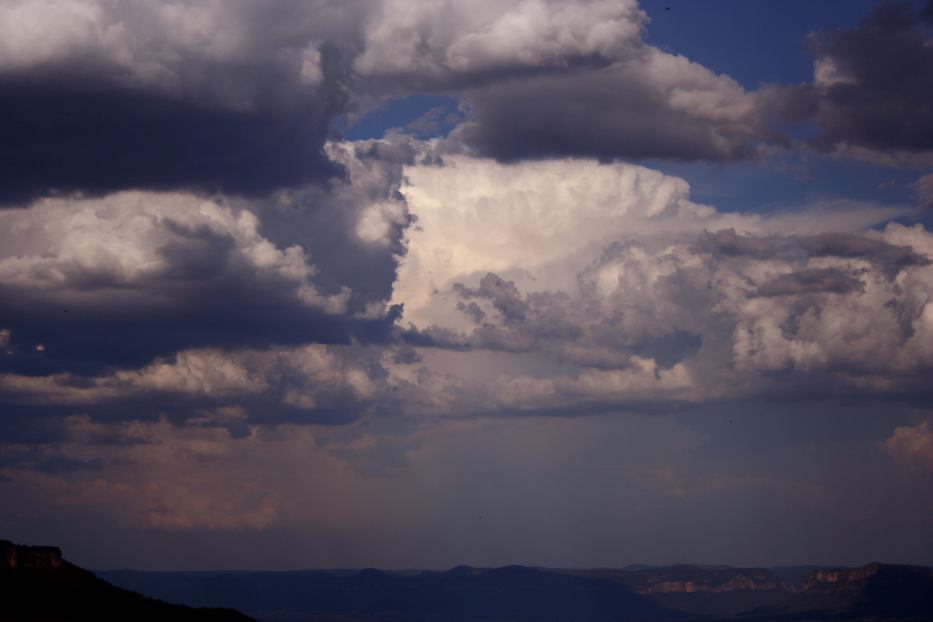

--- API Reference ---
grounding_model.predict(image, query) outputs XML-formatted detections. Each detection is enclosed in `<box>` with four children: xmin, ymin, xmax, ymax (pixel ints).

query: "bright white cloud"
<box><xmin>393</xmin><ymin>154</ymin><xmax>902</xmax><ymax>328</ymax></box>
<box><xmin>386</xmin><ymin>152</ymin><xmax>931</xmax><ymax>409</ymax></box>
<box><xmin>354</xmin><ymin>0</ymin><xmax>645</xmax><ymax>80</ymax></box>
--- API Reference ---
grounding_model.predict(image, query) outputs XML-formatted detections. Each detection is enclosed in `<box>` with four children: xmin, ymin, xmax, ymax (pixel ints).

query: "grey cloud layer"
<box><xmin>3</xmin><ymin>0</ymin><xmax>928</xmax><ymax>213</ymax></box>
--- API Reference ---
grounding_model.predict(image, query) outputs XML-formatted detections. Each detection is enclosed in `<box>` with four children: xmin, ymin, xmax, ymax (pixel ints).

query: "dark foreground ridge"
<box><xmin>0</xmin><ymin>539</ymin><xmax>254</xmax><ymax>621</ymax></box>
<box><xmin>100</xmin><ymin>560</ymin><xmax>933</xmax><ymax>622</ymax></box>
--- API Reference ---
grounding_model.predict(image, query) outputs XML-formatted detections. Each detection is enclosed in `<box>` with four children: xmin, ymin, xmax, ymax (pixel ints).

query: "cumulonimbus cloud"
<box><xmin>392</xmin><ymin>153</ymin><xmax>933</xmax><ymax>412</ymax></box>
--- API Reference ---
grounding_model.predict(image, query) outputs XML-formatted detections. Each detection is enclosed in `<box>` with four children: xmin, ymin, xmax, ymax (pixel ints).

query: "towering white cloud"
<box><xmin>389</xmin><ymin>152</ymin><xmax>930</xmax><ymax>411</ymax></box>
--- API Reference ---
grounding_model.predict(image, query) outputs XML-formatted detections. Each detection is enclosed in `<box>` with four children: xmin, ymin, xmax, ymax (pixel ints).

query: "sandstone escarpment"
<box><xmin>802</xmin><ymin>562</ymin><xmax>933</xmax><ymax>593</ymax></box>
<box><xmin>0</xmin><ymin>540</ymin><xmax>63</xmax><ymax>570</ymax></box>
<box><xmin>624</xmin><ymin>565</ymin><xmax>781</xmax><ymax>594</ymax></box>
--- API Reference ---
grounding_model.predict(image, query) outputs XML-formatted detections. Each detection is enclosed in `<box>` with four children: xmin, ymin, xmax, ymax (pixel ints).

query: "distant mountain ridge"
<box><xmin>0</xmin><ymin>539</ymin><xmax>254</xmax><ymax>622</ymax></box>
<box><xmin>98</xmin><ymin>559</ymin><xmax>933</xmax><ymax>622</ymax></box>
<box><xmin>3</xmin><ymin>538</ymin><xmax>929</xmax><ymax>622</ymax></box>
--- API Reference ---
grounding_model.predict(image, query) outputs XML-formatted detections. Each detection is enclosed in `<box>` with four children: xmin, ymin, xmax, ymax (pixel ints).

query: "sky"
<box><xmin>1</xmin><ymin>0</ymin><xmax>933</xmax><ymax>571</ymax></box>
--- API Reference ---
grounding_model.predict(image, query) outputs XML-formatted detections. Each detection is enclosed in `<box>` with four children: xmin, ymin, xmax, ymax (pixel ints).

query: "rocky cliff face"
<box><xmin>803</xmin><ymin>562</ymin><xmax>883</xmax><ymax>591</ymax></box>
<box><xmin>622</xmin><ymin>566</ymin><xmax>781</xmax><ymax>594</ymax></box>
<box><xmin>0</xmin><ymin>540</ymin><xmax>63</xmax><ymax>570</ymax></box>
<box><xmin>802</xmin><ymin>562</ymin><xmax>933</xmax><ymax>593</ymax></box>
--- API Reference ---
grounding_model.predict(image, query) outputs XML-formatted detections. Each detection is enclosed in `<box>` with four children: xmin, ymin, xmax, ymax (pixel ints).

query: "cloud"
<box><xmin>454</xmin><ymin>47</ymin><xmax>769</xmax><ymax>162</ymax></box>
<box><xmin>2</xmin><ymin>420</ymin><xmax>287</xmax><ymax>531</ymax></box>
<box><xmin>773</xmin><ymin>0</ymin><xmax>933</xmax><ymax>166</ymax></box>
<box><xmin>393</xmin><ymin>153</ymin><xmax>903</xmax><ymax>328</ymax></box>
<box><xmin>393</xmin><ymin>154</ymin><xmax>746</xmax><ymax>330</ymax></box>
<box><xmin>0</xmin><ymin>0</ymin><xmax>359</xmax><ymax>203</ymax></box>
<box><xmin>1</xmin><ymin>149</ymin><xmax>925</xmax><ymax>427</ymax></box>
<box><xmin>354</xmin><ymin>0</ymin><xmax>645</xmax><ymax>88</ymax></box>
<box><xmin>0</xmin><ymin>191</ymin><xmax>403</xmax><ymax>375</ymax></box>
<box><xmin>0</xmin><ymin>1</ymin><xmax>347</xmax><ymax>95</ymax></box>
<box><xmin>702</xmin><ymin>228</ymin><xmax>930</xmax><ymax>278</ymax></box>
<box><xmin>0</xmin><ymin>131</ymin><xmax>434</xmax><ymax>378</ymax></box>
<box><xmin>915</xmin><ymin>173</ymin><xmax>933</xmax><ymax>213</ymax></box>
<box><xmin>347</xmin><ymin>0</ymin><xmax>771</xmax><ymax>163</ymax></box>
<box><xmin>752</xmin><ymin>268</ymin><xmax>865</xmax><ymax>298</ymax></box>
<box><xmin>11</xmin><ymin>0</ymin><xmax>913</xmax><ymax>210</ymax></box>
<box><xmin>0</xmin><ymin>343</ymin><xmax>384</xmax><ymax>432</ymax></box>
<box><xmin>389</xmin><ymin>153</ymin><xmax>933</xmax><ymax>414</ymax></box>
<box><xmin>251</xmin><ymin>136</ymin><xmax>418</xmax><ymax>307</ymax></box>
<box><xmin>884</xmin><ymin>420</ymin><xmax>933</xmax><ymax>470</ymax></box>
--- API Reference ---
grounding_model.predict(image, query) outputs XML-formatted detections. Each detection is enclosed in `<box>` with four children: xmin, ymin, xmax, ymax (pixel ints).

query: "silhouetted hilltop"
<box><xmin>0</xmin><ymin>539</ymin><xmax>254</xmax><ymax>622</ymax></box>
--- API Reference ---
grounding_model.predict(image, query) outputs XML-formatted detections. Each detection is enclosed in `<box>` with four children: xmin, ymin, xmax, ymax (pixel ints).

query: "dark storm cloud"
<box><xmin>252</xmin><ymin>135</ymin><xmax>420</xmax><ymax>306</ymax></box>
<box><xmin>454</xmin><ymin>273</ymin><xmax>529</xmax><ymax>323</ymax></box>
<box><xmin>774</xmin><ymin>0</ymin><xmax>933</xmax><ymax>163</ymax></box>
<box><xmin>454</xmin><ymin>58</ymin><xmax>768</xmax><ymax>163</ymax></box>
<box><xmin>704</xmin><ymin>229</ymin><xmax>930</xmax><ymax>277</ymax></box>
<box><xmin>0</xmin><ymin>287</ymin><xmax>398</xmax><ymax>377</ymax></box>
<box><xmin>752</xmin><ymin>268</ymin><xmax>865</xmax><ymax>298</ymax></box>
<box><xmin>0</xmin><ymin>0</ymin><xmax>367</xmax><ymax>205</ymax></box>
<box><xmin>0</xmin><ymin>73</ymin><xmax>345</xmax><ymax>205</ymax></box>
